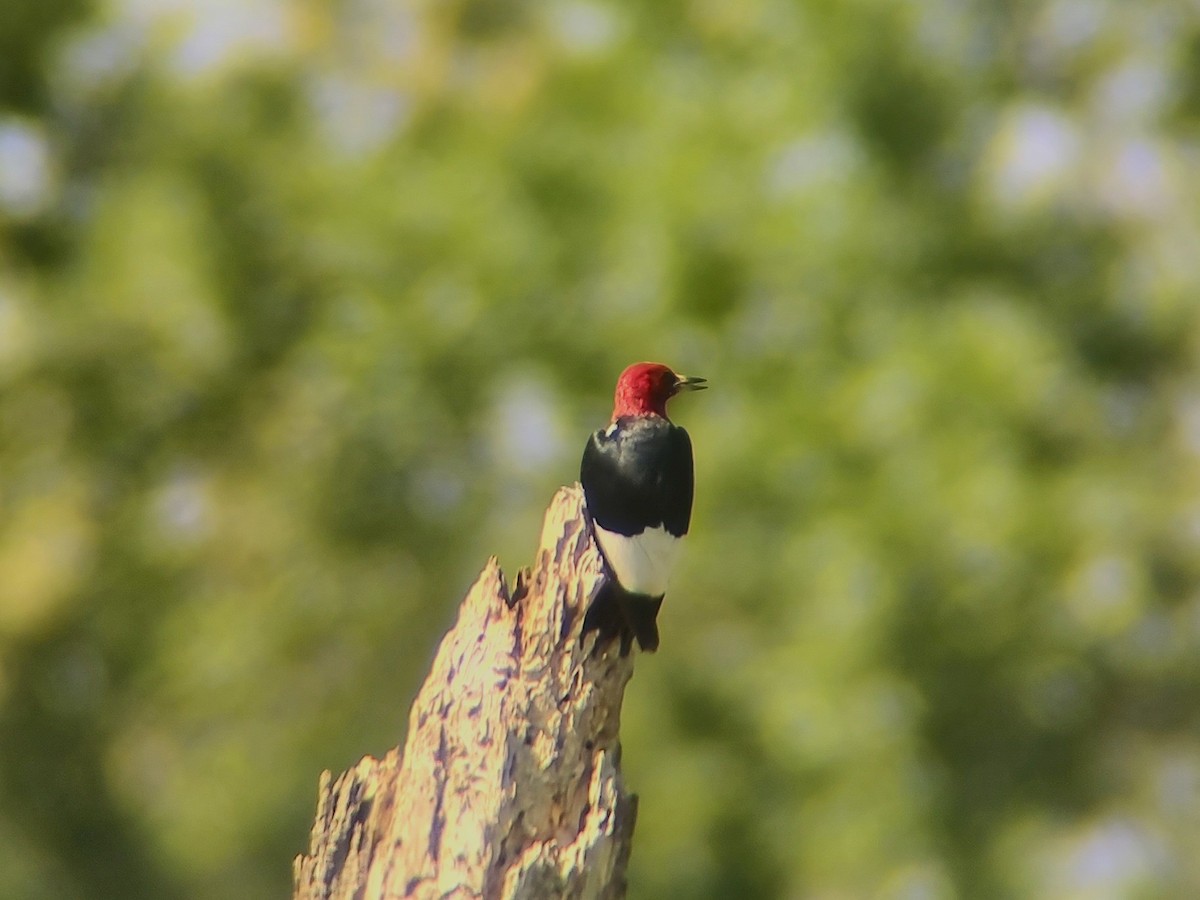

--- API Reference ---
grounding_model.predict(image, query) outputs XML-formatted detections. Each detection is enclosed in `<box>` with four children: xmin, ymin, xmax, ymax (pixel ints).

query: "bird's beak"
<box><xmin>674</xmin><ymin>374</ymin><xmax>708</xmax><ymax>393</ymax></box>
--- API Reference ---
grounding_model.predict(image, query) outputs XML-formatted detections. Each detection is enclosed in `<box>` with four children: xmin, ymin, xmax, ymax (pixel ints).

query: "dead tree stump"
<box><xmin>293</xmin><ymin>485</ymin><xmax>639</xmax><ymax>900</ymax></box>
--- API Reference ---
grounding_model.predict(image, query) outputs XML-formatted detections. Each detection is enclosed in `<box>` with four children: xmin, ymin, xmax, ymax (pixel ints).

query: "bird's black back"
<box><xmin>580</xmin><ymin>416</ymin><xmax>695</xmax><ymax>538</ymax></box>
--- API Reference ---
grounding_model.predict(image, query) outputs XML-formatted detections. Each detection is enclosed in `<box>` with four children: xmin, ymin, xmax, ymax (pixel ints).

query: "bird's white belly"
<box><xmin>594</xmin><ymin>524</ymin><xmax>683</xmax><ymax>597</ymax></box>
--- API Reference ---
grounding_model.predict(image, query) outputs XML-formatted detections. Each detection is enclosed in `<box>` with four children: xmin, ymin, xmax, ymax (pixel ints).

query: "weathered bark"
<box><xmin>293</xmin><ymin>485</ymin><xmax>638</xmax><ymax>900</ymax></box>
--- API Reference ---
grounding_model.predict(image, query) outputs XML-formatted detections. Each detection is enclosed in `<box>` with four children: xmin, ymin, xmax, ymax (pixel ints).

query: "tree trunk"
<box><xmin>293</xmin><ymin>485</ymin><xmax>638</xmax><ymax>900</ymax></box>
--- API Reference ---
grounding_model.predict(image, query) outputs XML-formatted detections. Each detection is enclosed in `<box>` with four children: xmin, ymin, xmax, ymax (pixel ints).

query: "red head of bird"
<box><xmin>611</xmin><ymin>362</ymin><xmax>707</xmax><ymax>420</ymax></box>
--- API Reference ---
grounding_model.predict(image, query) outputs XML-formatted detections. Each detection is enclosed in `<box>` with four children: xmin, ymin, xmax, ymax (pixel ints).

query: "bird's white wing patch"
<box><xmin>594</xmin><ymin>524</ymin><xmax>683</xmax><ymax>597</ymax></box>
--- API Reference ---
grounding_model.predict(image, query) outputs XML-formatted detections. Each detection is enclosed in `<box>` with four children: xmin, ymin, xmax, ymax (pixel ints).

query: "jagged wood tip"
<box><xmin>293</xmin><ymin>484</ymin><xmax>639</xmax><ymax>900</ymax></box>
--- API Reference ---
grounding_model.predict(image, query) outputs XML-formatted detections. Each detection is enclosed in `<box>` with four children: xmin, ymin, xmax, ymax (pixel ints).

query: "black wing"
<box><xmin>580</xmin><ymin>417</ymin><xmax>695</xmax><ymax>538</ymax></box>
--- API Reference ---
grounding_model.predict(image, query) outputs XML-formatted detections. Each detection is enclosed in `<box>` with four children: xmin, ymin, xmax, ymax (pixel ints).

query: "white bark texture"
<box><xmin>293</xmin><ymin>485</ymin><xmax>638</xmax><ymax>900</ymax></box>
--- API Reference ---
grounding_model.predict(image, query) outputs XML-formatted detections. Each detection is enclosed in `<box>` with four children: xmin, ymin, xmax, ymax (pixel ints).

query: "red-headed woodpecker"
<box><xmin>580</xmin><ymin>362</ymin><xmax>706</xmax><ymax>654</ymax></box>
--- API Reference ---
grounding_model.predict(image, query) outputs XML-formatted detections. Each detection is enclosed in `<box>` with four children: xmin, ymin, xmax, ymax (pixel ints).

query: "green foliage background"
<box><xmin>3</xmin><ymin>0</ymin><xmax>1200</xmax><ymax>897</ymax></box>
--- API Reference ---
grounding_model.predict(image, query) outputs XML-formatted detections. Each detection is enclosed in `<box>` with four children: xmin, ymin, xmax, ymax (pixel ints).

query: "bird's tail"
<box><xmin>582</xmin><ymin>579</ymin><xmax>663</xmax><ymax>655</ymax></box>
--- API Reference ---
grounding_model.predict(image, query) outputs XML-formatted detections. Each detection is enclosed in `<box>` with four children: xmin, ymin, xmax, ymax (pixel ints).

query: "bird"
<box><xmin>580</xmin><ymin>361</ymin><xmax>706</xmax><ymax>654</ymax></box>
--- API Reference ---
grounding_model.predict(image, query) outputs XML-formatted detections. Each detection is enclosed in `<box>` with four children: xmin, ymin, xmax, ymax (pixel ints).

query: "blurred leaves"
<box><xmin>3</xmin><ymin>0</ymin><xmax>1200</xmax><ymax>898</ymax></box>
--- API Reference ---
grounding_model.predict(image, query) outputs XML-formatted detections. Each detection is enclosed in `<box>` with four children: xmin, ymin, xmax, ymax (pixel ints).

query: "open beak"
<box><xmin>674</xmin><ymin>374</ymin><xmax>708</xmax><ymax>393</ymax></box>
